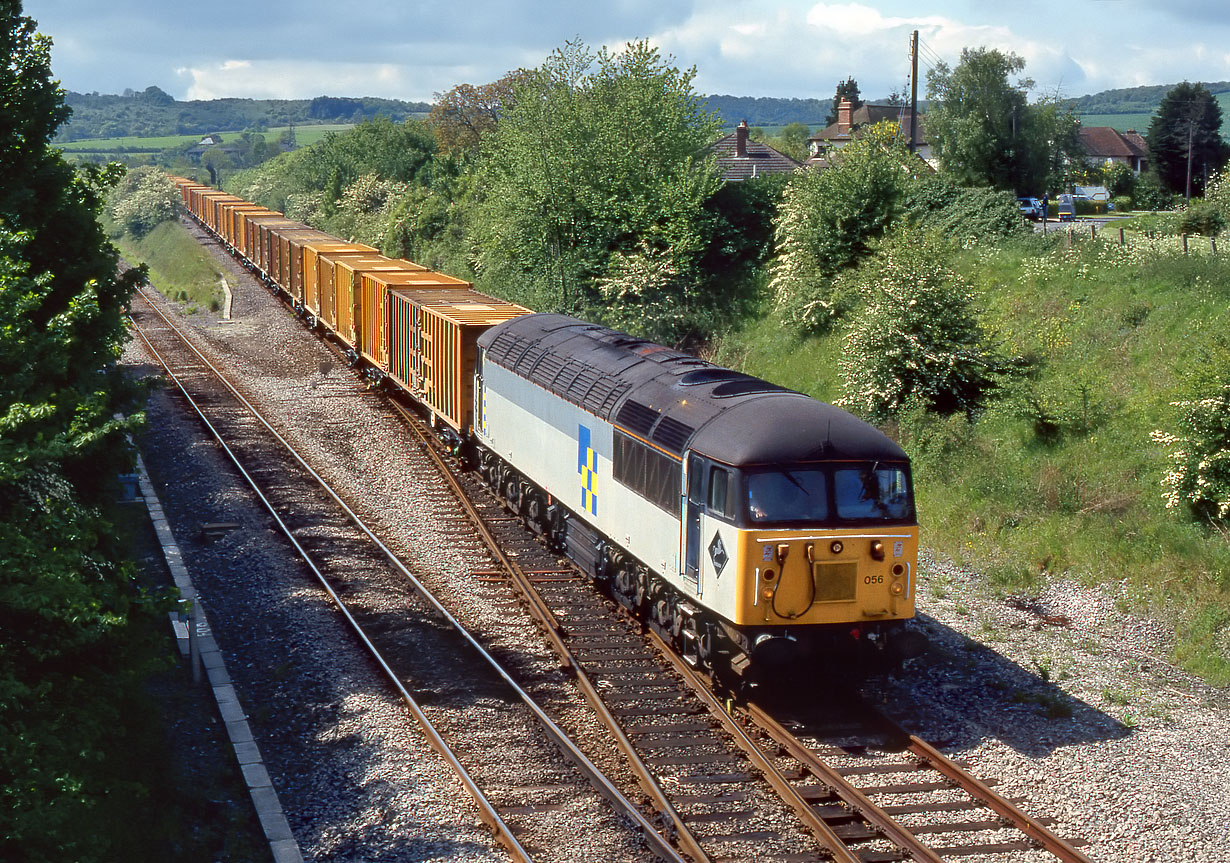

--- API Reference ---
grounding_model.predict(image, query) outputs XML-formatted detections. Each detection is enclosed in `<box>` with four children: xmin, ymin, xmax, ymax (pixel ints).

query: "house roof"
<box><xmin>1122</xmin><ymin>130</ymin><xmax>1148</xmax><ymax>158</ymax></box>
<box><xmin>809</xmin><ymin>104</ymin><xmax>928</xmax><ymax>143</ymax></box>
<box><xmin>713</xmin><ymin>131</ymin><xmax>801</xmax><ymax>181</ymax></box>
<box><xmin>1079</xmin><ymin>126</ymin><xmax>1140</xmax><ymax>158</ymax></box>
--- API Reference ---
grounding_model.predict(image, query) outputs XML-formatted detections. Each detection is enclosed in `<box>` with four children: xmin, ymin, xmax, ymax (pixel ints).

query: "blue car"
<box><xmin>1017</xmin><ymin>197</ymin><xmax>1043</xmax><ymax>220</ymax></box>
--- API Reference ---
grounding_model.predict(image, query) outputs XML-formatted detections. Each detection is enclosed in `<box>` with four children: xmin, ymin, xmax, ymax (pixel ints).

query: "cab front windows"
<box><xmin>739</xmin><ymin>462</ymin><xmax>914</xmax><ymax>526</ymax></box>
<box><xmin>747</xmin><ymin>469</ymin><xmax>828</xmax><ymax>523</ymax></box>
<box><xmin>833</xmin><ymin>465</ymin><xmax>912</xmax><ymax>520</ymax></box>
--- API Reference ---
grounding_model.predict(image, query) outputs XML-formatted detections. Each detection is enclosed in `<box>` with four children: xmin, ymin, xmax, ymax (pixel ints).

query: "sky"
<box><xmin>23</xmin><ymin>0</ymin><xmax>1230</xmax><ymax>105</ymax></box>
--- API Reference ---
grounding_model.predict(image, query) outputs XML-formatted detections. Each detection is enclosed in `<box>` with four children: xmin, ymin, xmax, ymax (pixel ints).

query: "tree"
<box><xmin>925</xmin><ymin>48</ymin><xmax>1080</xmax><ymax>193</ymax></box>
<box><xmin>0</xmin><ymin>4</ymin><xmax>151</xmax><ymax>858</ymax></box>
<box><xmin>825</xmin><ymin>76</ymin><xmax>862</xmax><ymax>126</ymax></box>
<box><xmin>770</xmin><ymin>122</ymin><xmax>917</xmax><ymax>332</ymax></box>
<box><xmin>471</xmin><ymin>39</ymin><xmax>722</xmax><ymax>329</ymax></box>
<box><xmin>200</xmin><ymin>144</ymin><xmax>233</xmax><ymax>186</ymax></box>
<box><xmin>838</xmin><ymin>232</ymin><xmax>1006</xmax><ymax>421</ymax></box>
<box><xmin>427</xmin><ymin>71</ymin><xmax>532</xmax><ymax>155</ymax></box>
<box><xmin>773</xmin><ymin>122</ymin><xmax>811</xmax><ymax>162</ymax></box>
<box><xmin>108</xmin><ymin>165</ymin><xmax>179</xmax><ymax>237</ymax></box>
<box><xmin>1146</xmin><ymin>82</ymin><xmax>1230</xmax><ymax>198</ymax></box>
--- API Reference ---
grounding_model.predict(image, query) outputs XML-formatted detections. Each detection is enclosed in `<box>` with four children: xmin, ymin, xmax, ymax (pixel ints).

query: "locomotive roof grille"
<box><xmin>616</xmin><ymin>400</ymin><xmax>659</xmax><ymax>436</ymax></box>
<box><xmin>651</xmin><ymin>415</ymin><xmax>694</xmax><ymax>454</ymax></box>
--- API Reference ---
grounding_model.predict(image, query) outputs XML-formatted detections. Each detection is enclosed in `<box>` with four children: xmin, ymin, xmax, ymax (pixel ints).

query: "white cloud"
<box><xmin>179</xmin><ymin>60</ymin><xmax>445</xmax><ymax>102</ymax></box>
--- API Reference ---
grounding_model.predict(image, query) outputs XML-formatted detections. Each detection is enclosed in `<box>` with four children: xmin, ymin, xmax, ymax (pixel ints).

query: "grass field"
<box><xmin>714</xmin><ymin>228</ymin><xmax>1230</xmax><ymax>684</ymax></box>
<box><xmin>59</xmin><ymin>123</ymin><xmax>359</xmax><ymax>154</ymax></box>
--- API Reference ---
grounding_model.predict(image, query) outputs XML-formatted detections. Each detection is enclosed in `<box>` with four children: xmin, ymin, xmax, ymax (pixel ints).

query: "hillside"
<box><xmin>1069</xmin><ymin>80</ymin><xmax>1230</xmax><ymax>115</ymax></box>
<box><xmin>58</xmin><ymin>86</ymin><xmax>430</xmax><ymax>141</ymax></box>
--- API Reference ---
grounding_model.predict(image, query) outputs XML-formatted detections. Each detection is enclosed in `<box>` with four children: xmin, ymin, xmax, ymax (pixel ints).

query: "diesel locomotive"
<box><xmin>169</xmin><ymin>177</ymin><xmax>923</xmax><ymax>681</ymax></box>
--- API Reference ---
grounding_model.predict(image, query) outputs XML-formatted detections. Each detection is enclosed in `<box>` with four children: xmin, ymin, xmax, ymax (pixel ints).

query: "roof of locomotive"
<box><xmin>477</xmin><ymin>313</ymin><xmax>908</xmax><ymax>467</ymax></box>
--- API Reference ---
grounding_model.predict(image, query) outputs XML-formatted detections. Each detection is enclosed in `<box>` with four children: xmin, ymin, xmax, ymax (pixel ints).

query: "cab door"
<box><xmin>683</xmin><ymin>453</ymin><xmax>704</xmax><ymax>586</ymax></box>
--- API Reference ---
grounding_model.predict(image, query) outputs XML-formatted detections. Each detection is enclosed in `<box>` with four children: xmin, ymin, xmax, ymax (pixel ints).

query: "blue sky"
<box><xmin>24</xmin><ymin>1</ymin><xmax>1230</xmax><ymax>103</ymax></box>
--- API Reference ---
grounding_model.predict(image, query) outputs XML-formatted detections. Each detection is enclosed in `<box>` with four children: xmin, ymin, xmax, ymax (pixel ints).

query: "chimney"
<box><xmin>837</xmin><ymin>99</ymin><xmax>853</xmax><ymax>136</ymax></box>
<box><xmin>736</xmin><ymin>120</ymin><xmax>749</xmax><ymax>158</ymax></box>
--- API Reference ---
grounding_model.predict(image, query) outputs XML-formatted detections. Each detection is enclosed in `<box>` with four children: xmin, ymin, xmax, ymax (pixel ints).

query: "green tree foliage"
<box><xmin>1146</xmin><ymin>82</ymin><xmax>1230</xmax><ymax>197</ymax></box>
<box><xmin>107</xmin><ymin>165</ymin><xmax>179</xmax><ymax>237</ymax></box>
<box><xmin>1</xmin><ymin>5</ymin><xmax>153</xmax><ymax>858</ymax></box>
<box><xmin>903</xmin><ymin>176</ymin><xmax>1024</xmax><ymax>243</ymax></box>
<box><xmin>770</xmin><ymin>122</ymin><xmax>915</xmax><ymax>332</ymax></box>
<box><xmin>471</xmin><ymin>39</ymin><xmax>723</xmax><ymax>331</ymax></box>
<box><xmin>838</xmin><ymin>233</ymin><xmax>1005</xmax><ymax>421</ymax></box>
<box><xmin>772</xmin><ymin>122</ymin><xmax>811</xmax><ymax>162</ymax></box>
<box><xmin>228</xmin><ymin>117</ymin><xmax>438</xmax><ymax>248</ymax></box>
<box><xmin>926</xmin><ymin>48</ymin><xmax>1081</xmax><ymax>193</ymax></box>
<box><xmin>824</xmin><ymin>75</ymin><xmax>862</xmax><ymax>126</ymax></box>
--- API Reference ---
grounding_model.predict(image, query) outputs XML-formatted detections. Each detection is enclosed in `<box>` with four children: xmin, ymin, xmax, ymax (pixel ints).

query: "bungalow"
<box><xmin>1078</xmin><ymin>127</ymin><xmax>1149</xmax><ymax>175</ymax></box>
<box><xmin>713</xmin><ymin>121</ymin><xmax>801</xmax><ymax>181</ymax></box>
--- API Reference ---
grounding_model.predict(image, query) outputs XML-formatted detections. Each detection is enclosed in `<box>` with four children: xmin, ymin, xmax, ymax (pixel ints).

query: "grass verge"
<box><xmin>715</xmin><ymin>229</ymin><xmax>1230</xmax><ymax>685</ymax></box>
<box><xmin>110</xmin><ymin>218</ymin><xmax>226</xmax><ymax>312</ymax></box>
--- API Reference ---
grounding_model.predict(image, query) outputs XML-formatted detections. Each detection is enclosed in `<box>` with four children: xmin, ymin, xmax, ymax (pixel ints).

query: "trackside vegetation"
<box><xmin>717</xmin><ymin>228</ymin><xmax>1230</xmax><ymax>684</ymax></box>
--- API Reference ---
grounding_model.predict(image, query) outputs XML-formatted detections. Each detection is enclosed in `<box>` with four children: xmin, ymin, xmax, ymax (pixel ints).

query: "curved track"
<box><xmin>127</xmin><ymin>284</ymin><xmax>685</xmax><ymax>863</ymax></box>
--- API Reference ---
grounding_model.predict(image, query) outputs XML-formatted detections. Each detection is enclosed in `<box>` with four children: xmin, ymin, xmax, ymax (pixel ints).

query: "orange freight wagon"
<box><xmin>386</xmin><ymin>288</ymin><xmax>529</xmax><ymax>432</ymax></box>
<box><xmin>358</xmin><ymin>270</ymin><xmax>474</xmax><ymax>371</ymax></box>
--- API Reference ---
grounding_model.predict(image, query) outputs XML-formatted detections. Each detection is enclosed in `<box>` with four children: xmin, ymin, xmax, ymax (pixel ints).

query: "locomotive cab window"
<box><xmin>747</xmin><ymin>469</ymin><xmax>828</xmax><ymax>523</ymax></box>
<box><xmin>707</xmin><ymin>466</ymin><xmax>731</xmax><ymax>518</ymax></box>
<box><xmin>739</xmin><ymin>462</ymin><xmax>914</xmax><ymax>526</ymax></box>
<box><xmin>834</xmin><ymin>465</ymin><xmax>913</xmax><ymax>521</ymax></box>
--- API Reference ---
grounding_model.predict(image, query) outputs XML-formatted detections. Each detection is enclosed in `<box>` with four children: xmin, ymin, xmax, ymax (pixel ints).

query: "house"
<box><xmin>1078</xmin><ymin>127</ymin><xmax>1149</xmax><ymax>174</ymax></box>
<box><xmin>805</xmin><ymin>100</ymin><xmax>932</xmax><ymax>167</ymax></box>
<box><xmin>713</xmin><ymin>121</ymin><xmax>801</xmax><ymax>181</ymax></box>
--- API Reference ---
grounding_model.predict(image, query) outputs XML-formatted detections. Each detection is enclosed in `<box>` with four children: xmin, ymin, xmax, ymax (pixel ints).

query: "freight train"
<box><xmin>170</xmin><ymin>177</ymin><xmax>924</xmax><ymax>681</ymax></box>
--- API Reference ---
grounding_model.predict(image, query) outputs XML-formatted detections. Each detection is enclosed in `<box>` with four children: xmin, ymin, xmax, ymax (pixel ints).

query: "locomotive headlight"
<box><xmin>830</xmin><ymin>540</ymin><xmax>844</xmax><ymax>555</ymax></box>
<box><xmin>889</xmin><ymin>581</ymin><xmax>905</xmax><ymax>596</ymax></box>
<box><xmin>870</xmin><ymin>540</ymin><xmax>885</xmax><ymax>561</ymax></box>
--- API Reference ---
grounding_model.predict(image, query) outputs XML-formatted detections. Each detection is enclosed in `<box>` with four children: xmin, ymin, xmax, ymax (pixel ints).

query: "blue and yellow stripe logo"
<box><xmin>578</xmin><ymin>424</ymin><xmax>598</xmax><ymax>516</ymax></box>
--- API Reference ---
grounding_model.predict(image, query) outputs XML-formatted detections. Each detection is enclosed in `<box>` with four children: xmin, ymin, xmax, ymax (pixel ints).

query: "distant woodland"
<box><xmin>1067</xmin><ymin>81</ymin><xmax>1230</xmax><ymax>115</ymax></box>
<box><xmin>57</xmin><ymin>86</ymin><xmax>431</xmax><ymax>140</ymax></box>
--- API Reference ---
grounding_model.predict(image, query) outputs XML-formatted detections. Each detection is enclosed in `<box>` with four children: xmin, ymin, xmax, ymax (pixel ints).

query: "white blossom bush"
<box><xmin>107</xmin><ymin>166</ymin><xmax>178</xmax><ymax>237</ymax></box>
<box><xmin>596</xmin><ymin>241</ymin><xmax>691</xmax><ymax>344</ymax></box>
<box><xmin>769</xmin><ymin>123</ymin><xmax>912</xmax><ymax>333</ymax></box>
<box><xmin>839</xmin><ymin>235</ymin><xmax>1003</xmax><ymax>421</ymax></box>
<box><xmin>1151</xmin><ymin>382</ymin><xmax>1230</xmax><ymax>524</ymax></box>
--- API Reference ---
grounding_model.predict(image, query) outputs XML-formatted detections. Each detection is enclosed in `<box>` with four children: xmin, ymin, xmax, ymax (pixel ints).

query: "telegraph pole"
<box><xmin>909</xmin><ymin>30</ymin><xmax>919</xmax><ymax>155</ymax></box>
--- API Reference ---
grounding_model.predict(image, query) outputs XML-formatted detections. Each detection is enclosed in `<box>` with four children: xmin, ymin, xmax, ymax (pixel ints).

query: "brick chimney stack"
<box><xmin>736</xmin><ymin>120</ymin><xmax>749</xmax><ymax>158</ymax></box>
<box><xmin>837</xmin><ymin>100</ymin><xmax>853</xmax><ymax>136</ymax></box>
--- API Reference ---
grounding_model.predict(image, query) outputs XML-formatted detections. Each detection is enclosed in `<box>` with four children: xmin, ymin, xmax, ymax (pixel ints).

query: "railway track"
<box><xmin>136</xmin><ymin>227</ymin><xmax>1097</xmax><ymax>863</ymax></box>
<box><xmin>390</xmin><ymin>394</ymin><xmax>1098</xmax><ymax>863</ymax></box>
<box><xmin>127</xmin><ymin>285</ymin><xmax>684</xmax><ymax>863</ymax></box>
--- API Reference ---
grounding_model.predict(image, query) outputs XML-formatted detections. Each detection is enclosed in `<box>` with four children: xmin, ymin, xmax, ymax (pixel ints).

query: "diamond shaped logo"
<box><xmin>709</xmin><ymin>532</ymin><xmax>728</xmax><ymax>577</ymax></box>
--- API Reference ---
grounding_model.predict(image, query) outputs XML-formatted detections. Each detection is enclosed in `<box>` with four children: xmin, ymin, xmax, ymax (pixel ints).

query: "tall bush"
<box><xmin>770</xmin><ymin>122</ymin><xmax>914</xmax><ymax>333</ymax></box>
<box><xmin>838</xmin><ymin>233</ymin><xmax>1005</xmax><ymax>421</ymax></box>
<box><xmin>1152</xmin><ymin>382</ymin><xmax>1230</xmax><ymax>524</ymax></box>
